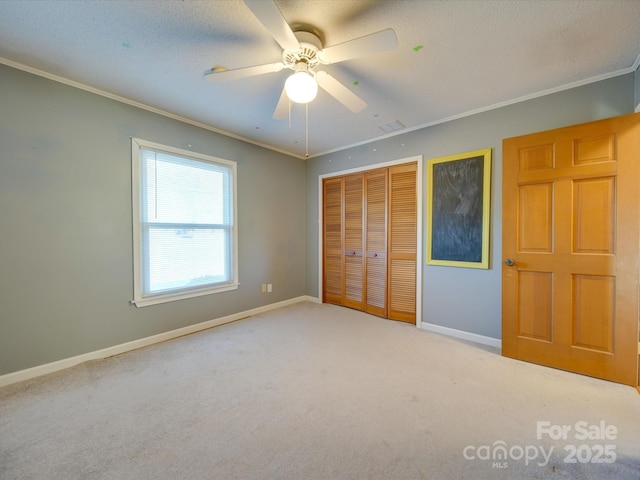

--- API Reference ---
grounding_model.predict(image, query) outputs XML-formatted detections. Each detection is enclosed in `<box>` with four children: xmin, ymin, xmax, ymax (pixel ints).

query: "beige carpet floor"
<box><xmin>1</xmin><ymin>301</ymin><xmax>639</xmax><ymax>479</ymax></box>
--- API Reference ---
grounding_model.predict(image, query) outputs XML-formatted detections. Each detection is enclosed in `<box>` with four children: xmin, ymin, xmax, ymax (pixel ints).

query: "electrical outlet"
<box><xmin>267</xmin><ymin>284</ymin><xmax>272</xmax><ymax>293</ymax></box>
<box><xmin>261</xmin><ymin>283</ymin><xmax>267</xmax><ymax>293</ymax></box>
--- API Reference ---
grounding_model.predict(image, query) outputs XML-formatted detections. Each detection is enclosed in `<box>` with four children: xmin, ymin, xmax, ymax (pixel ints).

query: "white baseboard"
<box><xmin>420</xmin><ymin>322</ymin><xmax>502</xmax><ymax>350</ymax></box>
<box><xmin>0</xmin><ymin>296</ymin><xmax>316</xmax><ymax>388</ymax></box>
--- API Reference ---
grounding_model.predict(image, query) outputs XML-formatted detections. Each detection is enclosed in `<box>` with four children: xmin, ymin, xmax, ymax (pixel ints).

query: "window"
<box><xmin>131</xmin><ymin>138</ymin><xmax>238</xmax><ymax>307</ymax></box>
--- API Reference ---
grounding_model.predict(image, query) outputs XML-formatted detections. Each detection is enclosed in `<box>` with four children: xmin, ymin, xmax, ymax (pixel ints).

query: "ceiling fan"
<box><xmin>205</xmin><ymin>0</ymin><xmax>398</xmax><ymax>119</ymax></box>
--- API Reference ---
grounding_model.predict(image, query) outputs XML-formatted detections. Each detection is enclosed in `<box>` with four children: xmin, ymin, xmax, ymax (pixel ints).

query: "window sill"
<box><xmin>132</xmin><ymin>282</ymin><xmax>239</xmax><ymax>308</ymax></box>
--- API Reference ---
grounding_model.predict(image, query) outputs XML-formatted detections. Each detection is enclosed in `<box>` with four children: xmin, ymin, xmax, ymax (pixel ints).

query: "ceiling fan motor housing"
<box><xmin>282</xmin><ymin>31</ymin><xmax>323</xmax><ymax>71</ymax></box>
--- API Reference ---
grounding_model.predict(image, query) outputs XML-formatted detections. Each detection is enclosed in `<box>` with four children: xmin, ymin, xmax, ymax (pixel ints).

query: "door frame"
<box><xmin>317</xmin><ymin>155</ymin><xmax>424</xmax><ymax>328</ymax></box>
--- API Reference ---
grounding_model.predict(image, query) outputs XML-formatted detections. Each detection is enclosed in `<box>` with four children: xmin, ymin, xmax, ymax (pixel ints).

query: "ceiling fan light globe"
<box><xmin>285</xmin><ymin>71</ymin><xmax>318</xmax><ymax>104</ymax></box>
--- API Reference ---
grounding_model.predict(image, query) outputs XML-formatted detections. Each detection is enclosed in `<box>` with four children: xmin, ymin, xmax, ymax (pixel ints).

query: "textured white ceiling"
<box><xmin>1</xmin><ymin>0</ymin><xmax>639</xmax><ymax>158</ymax></box>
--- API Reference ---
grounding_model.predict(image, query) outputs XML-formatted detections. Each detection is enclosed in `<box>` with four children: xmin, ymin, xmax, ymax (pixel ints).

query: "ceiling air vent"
<box><xmin>378</xmin><ymin>120</ymin><xmax>405</xmax><ymax>134</ymax></box>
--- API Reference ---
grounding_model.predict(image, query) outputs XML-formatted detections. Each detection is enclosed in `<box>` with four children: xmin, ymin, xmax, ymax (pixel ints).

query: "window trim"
<box><xmin>131</xmin><ymin>138</ymin><xmax>238</xmax><ymax>307</ymax></box>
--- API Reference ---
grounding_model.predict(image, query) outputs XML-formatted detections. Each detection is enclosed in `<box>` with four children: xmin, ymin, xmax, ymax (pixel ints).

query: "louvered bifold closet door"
<box><xmin>364</xmin><ymin>169</ymin><xmax>388</xmax><ymax>317</ymax></box>
<box><xmin>388</xmin><ymin>162</ymin><xmax>417</xmax><ymax>323</ymax></box>
<box><xmin>344</xmin><ymin>173</ymin><xmax>365</xmax><ymax>309</ymax></box>
<box><xmin>323</xmin><ymin>177</ymin><xmax>344</xmax><ymax>305</ymax></box>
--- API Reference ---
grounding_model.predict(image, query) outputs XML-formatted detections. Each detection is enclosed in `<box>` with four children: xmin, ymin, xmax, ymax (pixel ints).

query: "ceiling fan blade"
<box><xmin>205</xmin><ymin>62</ymin><xmax>284</xmax><ymax>83</ymax></box>
<box><xmin>273</xmin><ymin>87</ymin><xmax>290</xmax><ymax>119</ymax></box>
<box><xmin>318</xmin><ymin>28</ymin><xmax>398</xmax><ymax>65</ymax></box>
<box><xmin>316</xmin><ymin>71</ymin><xmax>367</xmax><ymax>113</ymax></box>
<box><xmin>244</xmin><ymin>0</ymin><xmax>300</xmax><ymax>51</ymax></box>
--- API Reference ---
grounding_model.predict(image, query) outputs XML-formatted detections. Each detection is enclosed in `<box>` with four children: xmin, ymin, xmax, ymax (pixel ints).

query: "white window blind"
<box><xmin>131</xmin><ymin>138</ymin><xmax>238</xmax><ymax>307</ymax></box>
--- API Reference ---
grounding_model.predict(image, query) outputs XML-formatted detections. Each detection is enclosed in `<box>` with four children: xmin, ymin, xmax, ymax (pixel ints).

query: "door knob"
<box><xmin>504</xmin><ymin>258</ymin><xmax>516</xmax><ymax>266</ymax></box>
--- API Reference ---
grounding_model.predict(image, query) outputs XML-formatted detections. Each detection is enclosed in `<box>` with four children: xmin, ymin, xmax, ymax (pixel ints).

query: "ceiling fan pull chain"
<box><xmin>305</xmin><ymin>103</ymin><xmax>309</xmax><ymax>158</ymax></box>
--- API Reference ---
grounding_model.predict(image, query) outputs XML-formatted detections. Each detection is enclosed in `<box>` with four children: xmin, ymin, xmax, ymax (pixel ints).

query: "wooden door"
<box><xmin>322</xmin><ymin>177</ymin><xmax>343</xmax><ymax>305</ymax></box>
<box><xmin>502</xmin><ymin>113</ymin><xmax>640</xmax><ymax>385</ymax></box>
<box><xmin>388</xmin><ymin>163</ymin><xmax>418</xmax><ymax>323</ymax></box>
<box><xmin>364</xmin><ymin>169</ymin><xmax>388</xmax><ymax>317</ymax></box>
<box><xmin>344</xmin><ymin>173</ymin><xmax>365</xmax><ymax>309</ymax></box>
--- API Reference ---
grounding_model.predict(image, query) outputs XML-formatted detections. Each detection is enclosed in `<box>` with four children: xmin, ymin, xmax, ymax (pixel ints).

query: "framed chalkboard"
<box><xmin>427</xmin><ymin>148</ymin><xmax>491</xmax><ymax>268</ymax></box>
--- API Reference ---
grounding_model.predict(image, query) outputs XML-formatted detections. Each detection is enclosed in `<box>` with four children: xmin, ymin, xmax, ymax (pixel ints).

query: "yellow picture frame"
<box><xmin>426</xmin><ymin>148</ymin><xmax>491</xmax><ymax>269</ymax></box>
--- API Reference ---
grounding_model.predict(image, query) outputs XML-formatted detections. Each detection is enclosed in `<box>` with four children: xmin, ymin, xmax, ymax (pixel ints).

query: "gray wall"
<box><xmin>0</xmin><ymin>64</ymin><xmax>306</xmax><ymax>376</ymax></box>
<box><xmin>305</xmin><ymin>74</ymin><xmax>635</xmax><ymax>340</ymax></box>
